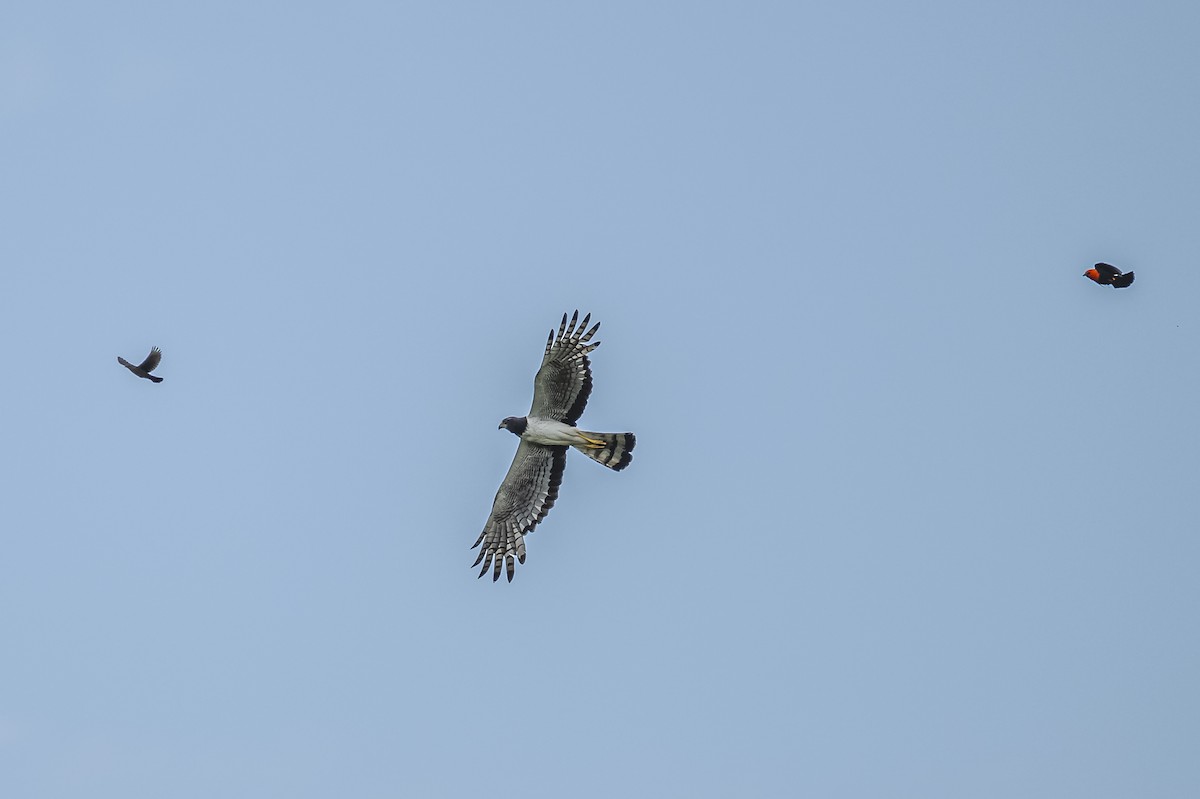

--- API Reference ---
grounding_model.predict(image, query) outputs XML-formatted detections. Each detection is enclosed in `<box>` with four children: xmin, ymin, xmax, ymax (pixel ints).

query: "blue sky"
<box><xmin>3</xmin><ymin>2</ymin><xmax>1199</xmax><ymax>796</ymax></box>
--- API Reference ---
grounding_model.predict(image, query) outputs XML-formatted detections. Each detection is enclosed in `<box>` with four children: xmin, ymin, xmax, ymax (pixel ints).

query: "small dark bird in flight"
<box><xmin>118</xmin><ymin>347</ymin><xmax>164</xmax><ymax>382</ymax></box>
<box><xmin>1084</xmin><ymin>262</ymin><xmax>1134</xmax><ymax>288</ymax></box>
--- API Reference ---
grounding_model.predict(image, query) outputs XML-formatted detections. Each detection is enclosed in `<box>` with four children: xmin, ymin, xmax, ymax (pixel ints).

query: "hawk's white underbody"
<box><xmin>522</xmin><ymin>416</ymin><xmax>596</xmax><ymax>447</ymax></box>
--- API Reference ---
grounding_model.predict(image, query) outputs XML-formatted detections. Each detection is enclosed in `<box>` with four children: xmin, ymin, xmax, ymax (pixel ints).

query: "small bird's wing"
<box><xmin>1094</xmin><ymin>263</ymin><xmax>1123</xmax><ymax>279</ymax></box>
<box><xmin>471</xmin><ymin>440</ymin><xmax>567</xmax><ymax>582</ymax></box>
<box><xmin>137</xmin><ymin>347</ymin><xmax>162</xmax><ymax>373</ymax></box>
<box><xmin>529</xmin><ymin>311</ymin><xmax>600</xmax><ymax>425</ymax></box>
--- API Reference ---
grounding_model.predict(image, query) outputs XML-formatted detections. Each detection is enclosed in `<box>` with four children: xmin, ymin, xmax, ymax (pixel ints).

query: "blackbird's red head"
<box><xmin>1084</xmin><ymin>268</ymin><xmax>1101</xmax><ymax>283</ymax></box>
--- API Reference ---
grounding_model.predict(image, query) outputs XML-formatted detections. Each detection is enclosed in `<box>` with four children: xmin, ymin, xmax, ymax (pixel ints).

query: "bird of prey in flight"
<box><xmin>1084</xmin><ymin>262</ymin><xmax>1135</xmax><ymax>288</ymax></box>
<box><xmin>118</xmin><ymin>347</ymin><xmax>164</xmax><ymax>382</ymax></box>
<box><xmin>473</xmin><ymin>311</ymin><xmax>636</xmax><ymax>582</ymax></box>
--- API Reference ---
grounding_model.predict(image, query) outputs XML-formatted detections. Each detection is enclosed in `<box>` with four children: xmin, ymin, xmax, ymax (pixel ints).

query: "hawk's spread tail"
<box><xmin>575</xmin><ymin>431</ymin><xmax>635</xmax><ymax>471</ymax></box>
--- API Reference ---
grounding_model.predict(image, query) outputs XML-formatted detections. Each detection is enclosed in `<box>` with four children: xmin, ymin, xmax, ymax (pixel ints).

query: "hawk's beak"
<box><xmin>498</xmin><ymin>421</ymin><xmax>505</xmax><ymax>429</ymax></box>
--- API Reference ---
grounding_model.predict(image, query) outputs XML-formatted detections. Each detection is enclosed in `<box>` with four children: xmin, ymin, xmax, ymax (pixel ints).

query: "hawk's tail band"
<box><xmin>575</xmin><ymin>431</ymin><xmax>635</xmax><ymax>471</ymax></box>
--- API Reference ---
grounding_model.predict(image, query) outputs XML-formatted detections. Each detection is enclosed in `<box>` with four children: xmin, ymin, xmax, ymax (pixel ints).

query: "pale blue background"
<box><xmin>3</xmin><ymin>2</ymin><xmax>1198</xmax><ymax>796</ymax></box>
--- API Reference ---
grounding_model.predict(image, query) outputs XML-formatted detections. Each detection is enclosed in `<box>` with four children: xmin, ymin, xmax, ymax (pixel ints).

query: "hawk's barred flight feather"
<box><xmin>532</xmin><ymin>311</ymin><xmax>600</xmax><ymax>425</ymax></box>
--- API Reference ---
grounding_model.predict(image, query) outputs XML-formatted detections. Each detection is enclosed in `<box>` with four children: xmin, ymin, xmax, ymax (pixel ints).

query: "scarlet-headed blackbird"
<box><xmin>1084</xmin><ymin>262</ymin><xmax>1134</xmax><ymax>288</ymax></box>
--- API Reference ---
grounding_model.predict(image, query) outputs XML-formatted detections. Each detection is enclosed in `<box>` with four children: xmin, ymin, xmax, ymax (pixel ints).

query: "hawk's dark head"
<box><xmin>499</xmin><ymin>416</ymin><xmax>527</xmax><ymax>437</ymax></box>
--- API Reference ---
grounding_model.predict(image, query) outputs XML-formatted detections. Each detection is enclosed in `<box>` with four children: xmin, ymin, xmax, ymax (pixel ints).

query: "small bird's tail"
<box><xmin>1114</xmin><ymin>271</ymin><xmax>1135</xmax><ymax>288</ymax></box>
<box><xmin>148</xmin><ymin>375</ymin><xmax>164</xmax><ymax>383</ymax></box>
<box><xmin>575</xmin><ymin>431</ymin><xmax>636</xmax><ymax>471</ymax></box>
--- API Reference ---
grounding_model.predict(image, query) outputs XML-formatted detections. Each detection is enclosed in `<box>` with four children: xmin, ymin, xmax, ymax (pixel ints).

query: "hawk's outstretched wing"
<box><xmin>529</xmin><ymin>310</ymin><xmax>600</xmax><ymax>425</ymax></box>
<box><xmin>472</xmin><ymin>440</ymin><xmax>568</xmax><ymax>582</ymax></box>
<box><xmin>138</xmin><ymin>347</ymin><xmax>162</xmax><ymax>372</ymax></box>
